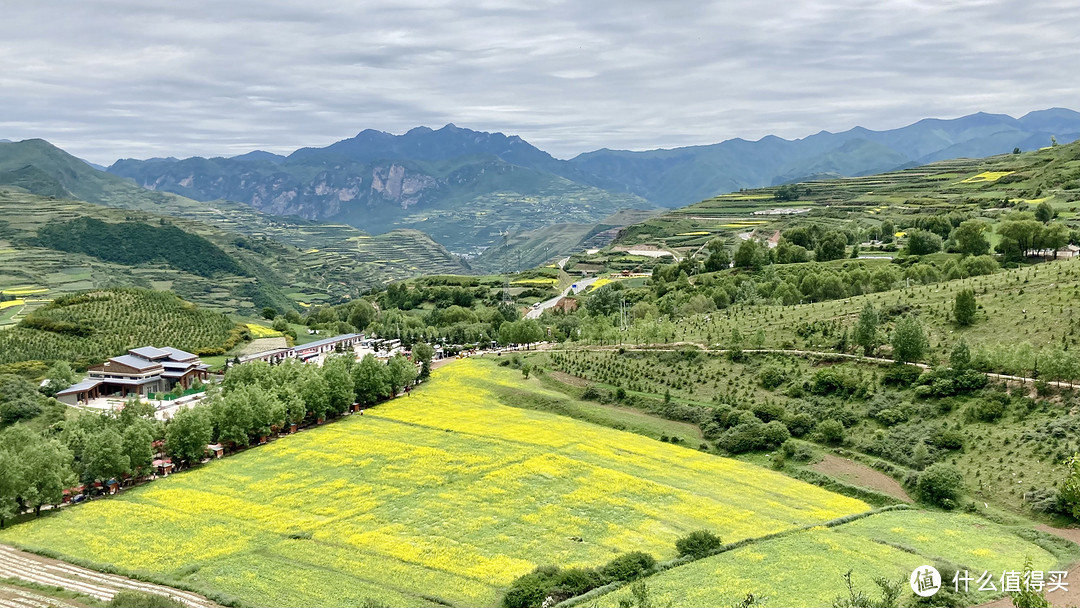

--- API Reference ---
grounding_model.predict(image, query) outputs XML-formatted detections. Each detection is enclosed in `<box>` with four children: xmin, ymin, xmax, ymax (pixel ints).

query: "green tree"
<box><xmin>353</xmin><ymin>354</ymin><xmax>390</xmax><ymax>405</ymax></box>
<box><xmin>733</xmin><ymin>239</ymin><xmax>767</xmax><ymax>270</ymax></box>
<box><xmin>1038</xmin><ymin>222</ymin><xmax>1069</xmax><ymax>257</ymax></box>
<box><xmin>891</xmin><ymin>315</ymin><xmax>927</xmax><ymax>363</ymax></box>
<box><xmin>949</xmin><ymin>219</ymin><xmax>990</xmax><ymax>256</ymax></box>
<box><xmin>855</xmin><ymin>303</ymin><xmax>880</xmax><ymax>356</ymax></box>
<box><xmin>0</xmin><ymin>447</ymin><xmax>23</xmax><ymax>528</ymax></box>
<box><xmin>322</xmin><ymin>355</ymin><xmax>355</xmax><ymax>414</ymax></box>
<box><xmin>122</xmin><ymin>421</ymin><xmax>155</xmax><ymax>476</ymax></box>
<box><xmin>165</xmin><ymin>406</ymin><xmax>213</xmax><ymax>465</ymax></box>
<box><xmin>41</xmin><ymin>361</ymin><xmax>76</xmax><ymax>397</ymax></box>
<box><xmin>903</xmin><ymin>230</ymin><xmax>942</xmax><ymax>256</ymax></box>
<box><xmin>300</xmin><ymin>369</ymin><xmax>331</xmax><ymax>421</ymax></box>
<box><xmin>814</xmin><ymin>231</ymin><xmax>848</xmax><ymax>262</ymax></box>
<box><xmin>675</xmin><ymin>530</ymin><xmax>722</xmax><ymax>559</ymax></box>
<box><xmin>916</xmin><ymin>462</ymin><xmax>964</xmax><ymax>508</ymax></box>
<box><xmin>261</xmin><ymin>307</ymin><xmax>278</xmax><ymax>320</ymax></box>
<box><xmin>386</xmin><ymin>354</ymin><xmax>417</xmax><ymax>396</ymax></box>
<box><xmin>704</xmin><ymin>239</ymin><xmax>731</xmax><ymax>272</ymax></box>
<box><xmin>412</xmin><ymin>342</ymin><xmax>436</xmax><ymax>380</ymax></box>
<box><xmin>1011</xmin><ymin>557</ymin><xmax>1051</xmax><ymax>608</ymax></box>
<box><xmin>954</xmin><ymin>289</ymin><xmax>977</xmax><ymax>326</ymax></box>
<box><xmin>19</xmin><ymin>435</ymin><xmax>71</xmax><ymax>516</ymax></box>
<box><xmin>949</xmin><ymin>340</ymin><xmax>971</xmax><ymax>371</ymax></box>
<box><xmin>1059</xmin><ymin>453</ymin><xmax>1080</xmax><ymax>520</ymax></box>
<box><xmin>216</xmin><ymin>390</ymin><xmax>254</xmax><ymax>446</ymax></box>
<box><xmin>347</xmin><ymin>300</ymin><xmax>377</xmax><ymax>332</ymax></box>
<box><xmin>84</xmin><ymin>428</ymin><xmax>129</xmax><ymax>483</ymax></box>
<box><xmin>1035</xmin><ymin>200</ymin><xmax>1055</xmax><ymax>223</ymax></box>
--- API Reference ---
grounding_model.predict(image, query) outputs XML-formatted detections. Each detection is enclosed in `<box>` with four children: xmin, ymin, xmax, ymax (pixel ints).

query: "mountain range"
<box><xmin>103</xmin><ymin>109</ymin><xmax>1080</xmax><ymax>252</ymax></box>
<box><xmin>3</xmin><ymin>108</ymin><xmax>1079</xmax><ymax>269</ymax></box>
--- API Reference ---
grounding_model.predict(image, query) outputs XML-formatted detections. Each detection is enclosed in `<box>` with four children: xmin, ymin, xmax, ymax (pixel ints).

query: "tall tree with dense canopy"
<box><xmin>165</xmin><ymin>406</ymin><xmax>213</xmax><ymax>465</ymax></box>
<box><xmin>412</xmin><ymin>342</ymin><xmax>436</xmax><ymax>380</ymax></box>
<box><xmin>854</xmin><ymin>303</ymin><xmax>880</xmax><ymax>356</ymax></box>
<box><xmin>954</xmin><ymin>289</ymin><xmax>977</xmax><ymax>326</ymax></box>
<box><xmin>353</xmin><ymin>354</ymin><xmax>390</xmax><ymax>405</ymax></box>
<box><xmin>949</xmin><ymin>219</ymin><xmax>991</xmax><ymax>256</ymax></box>
<box><xmin>322</xmin><ymin>355</ymin><xmax>355</xmax><ymax>414</ymax></box>
<box><xmin>891</xmin><ymin>315</ymin><xmax>928</xmax><ymax>363</ymax></box>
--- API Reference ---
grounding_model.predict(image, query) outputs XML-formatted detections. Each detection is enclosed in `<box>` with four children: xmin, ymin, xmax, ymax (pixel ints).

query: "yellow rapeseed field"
<box><xmin>0</xmin><ymin>299</ymin><xmax>25</xmax><ymax>310</ymax></box>
<box><xmin>244</xmin><ymin>323</ymin><xmax>281</xmax><ymax>338</ymax></box>
<box><xmin>961</xmin><ymin>171</ymin><xmax>1013</xmax><ymax>183</ymax></box>
<box><xmin>0</xmin><ymin>359</ymin><xmax>867</xmax><ymax>607</ymax></box>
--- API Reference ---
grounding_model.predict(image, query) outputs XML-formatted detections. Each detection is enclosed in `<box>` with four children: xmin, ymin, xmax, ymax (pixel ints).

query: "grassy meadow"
<box><xmin>597</xmin><ymin>510</ymin><xmax>1066</xmax><ymax>608</ymax></box>
<box><xmin>0</xmin><ymin>359</ymin><xmax>868</xmax><ymax>607</ymax></box>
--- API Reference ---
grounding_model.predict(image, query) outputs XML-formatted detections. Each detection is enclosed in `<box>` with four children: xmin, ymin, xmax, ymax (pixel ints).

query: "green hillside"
<box><xmin>0</xmin><ymin>288</ymin><xmax>239</xmax><ymax>369</ymax></box>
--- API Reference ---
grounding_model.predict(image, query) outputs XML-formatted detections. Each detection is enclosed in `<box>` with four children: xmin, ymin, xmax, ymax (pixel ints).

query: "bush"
<box><xmin>928</xmin><ymin>428</ymin><xmax>964</xmax><ymax>451</ymax></box>
<box><xmin>762</xmin><ymin>420</ymin><xmax>791</xmax><ymax>447</ymax></box>
<box><xmin>882</xmin><ymin>363</ymin><xmax>923</xmax><ymax>387</ymax></box>
<box><xmin>810</xmin><ymin>367</ymin><xmax>859</xmax><ymax>397</ymax></box>
<box><xmin>817</xmin><ymin>419</ymin><xmax>845</xmax><ymax>445</ymax></box>
<box><xmin>109</xmin><ymin>592</ymin><xmax>184</xmax><ymax>608</ymax></box>
<box><xmin>965</xmin><ymin>395</ymin><xmax>1007</xmax><ymax>422</ymax></box>
<box><xmin>758</xmin><ymin>366</ymin><xmax>786</xmax><ymax>389</ymax></box>
<box><xmin>786</xmin><ymin>412</ymin><xmax>815</xmax><ymax>437</ymax></box>
<box><xmin>752</xmin><ymin>401</ymin><xmax>787</xmax><ymax>422</ymax></box>
<box><xmin>717</xmin><ymin>422</ymin><xmax>767</xmax><ymax>454</ymax></box>
<box><xmin>598</xmin><ymin>551</ymin><xmax>656</xmax><ymax>583</ymax></box>
<box><xmin>781</xmin><ymin>439</ymin><xmax>814</xmax><ymax>462</ymax></box>
<box><xmin>917</xmin><ymin>463</ymin><xmax>965</xmax><ymax>508</ymax></box>
<box><xmin>675</xmin><ymin>529</ymin><xmax>723</xmax><ymax>559</ymax></box>
<box><xmin>503</xmin><ymin>566</ymin><xmax>559</xmax><ymax>608</ymax></box>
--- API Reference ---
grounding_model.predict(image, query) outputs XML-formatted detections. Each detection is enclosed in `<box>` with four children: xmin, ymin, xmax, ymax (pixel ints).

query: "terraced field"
<box><xmin>0</xmin><ymin>359</ymin><xmax>868</xmax><ymax>607</ymax></box>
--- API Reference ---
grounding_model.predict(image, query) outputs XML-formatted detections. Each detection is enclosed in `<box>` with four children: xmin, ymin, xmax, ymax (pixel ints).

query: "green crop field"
<box><xmin>0</xmin><ymin>359</ymin><xmax>869</xmax><ymax>607</ymax></box>
<box><xmin>596</xmin><ymin>510</ymin><xmax>1066</xmax><ymax>607</ymax></box>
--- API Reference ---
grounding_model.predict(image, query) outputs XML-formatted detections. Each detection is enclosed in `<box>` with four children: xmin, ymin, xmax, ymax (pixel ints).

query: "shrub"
<box><xmin>751</xmin><ymin>401</ymin><xmax>787</xmax><ymax>422</ymax></box>
<box><xmin>917</xmin><ymin>463</ymin><xmax>965</xmax><ymax>508</ymax></box>
<box><xmin>786</xmin><ymin>412</ymin><xmax>815</xmax><ymax>437</ymax></box>
<box><xmin>108</xmin><ymin>592</ymin><xmax>184</xmax><ymax>608</ymax></box>
<box><xmin>817</xmin><ymin>419</ymin><xmax>845</xmax><ymax>445</ymax></box>
<box><xmin>928</xmin><ymin>428</ymin><xmax>964</xmax><ymax>451</ymax></box>
<box><xmin>758</xmin><ymin>366</ymin><xmax>786</xmax><ymax>389</ymax></box>
<box><xmin>675</xmin><ymin>529</ymin><xmax>723</xmax><ymax>559</ymax></box>
<box><xmin>717</xmin><ymin>422</ymin><xmax>767</xmax><ymax>454</ymax></box>
<box><xmin>781</xmin><ymin>439</ymin><xmax>815</xmax><ymax>462</ymax></box>
<box><xmin>762</xmin><ymin>420</ymin><xmax>791</xmax><ymax>447</ymax></box>
<box><xmin>965</xmin><ymin>396</ymin><xmax>1007</xmax><ymax>422</ymax></box>
<box><xmin>503</xmin><ymin>566</ymin><xmax>564</xmax><ymax>608</ymax></box>
<box><xmin>598</xmin><ymin>551</ymin><xmax>657</xmax><ymax>583</ymax></box>
<box><xmin>810</xmin><ymin>367</ymin><xmax>859</xmax><ymax>397</ymax></box>
<box><xmin>882</xmin><ymin>364</ymin><xmax>923</xmax><ymax>387</ymax></box>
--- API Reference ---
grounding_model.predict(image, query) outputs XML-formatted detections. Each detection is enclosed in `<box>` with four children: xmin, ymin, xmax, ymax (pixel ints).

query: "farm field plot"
<box><xmin>596</xmin><ymin>510</ymin><xmax>1062</xmax><ymax>608</ymax></box>
<box><xmin>0</xmin><ymin>359</ymin><xmax>868</xmax><ymax>608</ymax></box>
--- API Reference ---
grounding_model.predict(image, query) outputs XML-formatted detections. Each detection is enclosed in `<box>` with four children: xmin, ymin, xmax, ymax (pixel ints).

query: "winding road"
<box><xmin>525</xmin><ymin>276</ymin><xmax>599</xmax><ymax>319</ymax></box>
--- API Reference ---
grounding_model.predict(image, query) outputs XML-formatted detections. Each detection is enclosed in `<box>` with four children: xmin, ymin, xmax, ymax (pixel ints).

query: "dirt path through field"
<box><xmin>810</xmin><ymin>454</ymin><xmax>912</xmax><ymax>502</ymax></box>
<box><xmin>0</xmin><ymin>584</ymin><xmax>88</xmax><ymax>608</ymax></box>
<box><xmin>0</xmin><ymin>545</ymin><xmax>217</xmax><ymax>608</ymax></box>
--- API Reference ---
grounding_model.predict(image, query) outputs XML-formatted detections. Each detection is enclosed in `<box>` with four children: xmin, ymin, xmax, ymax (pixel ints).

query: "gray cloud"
<box><xmin>1</xmin><ymin>0</ymin><xmax>1077</xmax><ymax>164</ymax></box>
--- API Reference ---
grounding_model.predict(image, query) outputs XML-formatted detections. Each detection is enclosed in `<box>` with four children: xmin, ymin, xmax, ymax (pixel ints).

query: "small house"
<box><xmin>206</xmin><ymin>444</ymin><xmax>224</xmax><ymax>459</ymax></box>
<box><xmin>105</xmin><ymin>479</ymin><xmax>120</xmax><ymax>495</ymax></box>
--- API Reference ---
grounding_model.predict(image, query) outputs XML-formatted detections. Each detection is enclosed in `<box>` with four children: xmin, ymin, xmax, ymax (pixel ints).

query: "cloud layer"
<box><xmin>2</xmin><ymin>0</ymin><xmax>1077</xmax><ymax>164</ymax></box>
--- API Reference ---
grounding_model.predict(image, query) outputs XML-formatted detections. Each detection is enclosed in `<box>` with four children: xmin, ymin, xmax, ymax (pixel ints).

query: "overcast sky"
<box><xmin>2</xmin><ymin>0</ymin><xmax>1077</xmax><ymax>165</ymax></box>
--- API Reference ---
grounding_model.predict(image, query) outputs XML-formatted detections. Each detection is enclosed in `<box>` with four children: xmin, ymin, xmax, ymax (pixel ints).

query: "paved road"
<box><xmin>525</xmin><ymin>276</ymin><xmax>598</xmax><ymax>319</ymax></box>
